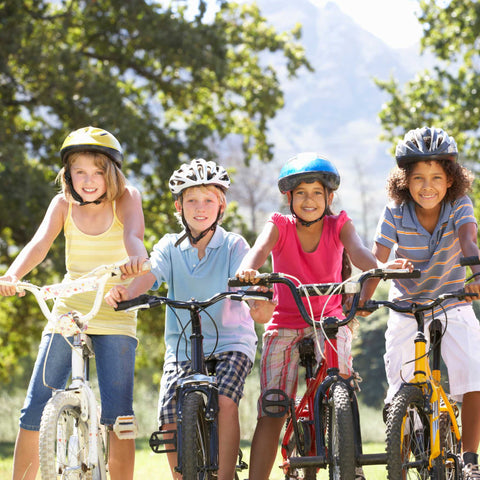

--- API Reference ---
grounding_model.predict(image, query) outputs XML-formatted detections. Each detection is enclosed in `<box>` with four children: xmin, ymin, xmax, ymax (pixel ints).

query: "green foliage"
<box><xmin>376</xmin><ymin>0</ymin><xmax>480</xmax><ymax>170</ymax></box>
<box><xmin>352</xmin><ymin>281</ymin><xmax>390</xmax><ymax>408</ymax></box>
<box><xmin>0</xmin><ymin>0</ymin><xmax>311</xmax><ymax>383</ymax></box>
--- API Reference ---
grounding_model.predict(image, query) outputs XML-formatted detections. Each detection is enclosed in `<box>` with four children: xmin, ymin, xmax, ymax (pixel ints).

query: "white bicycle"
<box><xmin>0</xmin><ymin>259</ymin><xmax>149</xmax><ymax>480</ymax></box>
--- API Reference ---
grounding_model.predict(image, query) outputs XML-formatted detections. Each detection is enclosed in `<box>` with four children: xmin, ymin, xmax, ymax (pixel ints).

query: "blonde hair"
<box><xmin>56</xmin><ymin>151</ymin><xmax>126</xmax><ymax>202</ymax></box>
<box><xmin>175</xmin><ymin>184</ymin><xmax>227</xmax><ymax>225</ymax></box>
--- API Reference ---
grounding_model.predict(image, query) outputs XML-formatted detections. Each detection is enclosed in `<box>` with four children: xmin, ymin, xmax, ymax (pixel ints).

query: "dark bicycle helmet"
<box><xmin>395</xmin><ymin>126</ymin><xmax>458</xmax><ymax>168</ymax></box>
<box><xmin>60</xmin><ymin>126</ymin><xmax>123</xmax><ymax>168</ymax></box>
<box><xmin>278</xmin><ymin>152</ymin><xmax>340</xmax><ymax>194</ymax></box>
<box><xmin>169</xmin><ymin>158</ymin><xmax>230</xmax><ymax>199</ymax></box>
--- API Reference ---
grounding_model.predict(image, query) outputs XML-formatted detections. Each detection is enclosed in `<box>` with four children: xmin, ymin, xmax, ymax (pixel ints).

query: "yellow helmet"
<box><xmin>60</xmin><ymin>126</ymin><xmax>123</xmax><ymax>167</ymax></box>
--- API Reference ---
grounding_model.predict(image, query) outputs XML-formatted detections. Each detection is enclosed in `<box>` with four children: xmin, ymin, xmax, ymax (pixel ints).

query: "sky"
<box><xmin>193</xmin><ymin>0</ymin><xmax>424</xmax><ymax>50</ymax></box>
<box><xmin>309</xmin><ymin>0</ymin><xmax>424</xmax><ymax>49</ymax></box>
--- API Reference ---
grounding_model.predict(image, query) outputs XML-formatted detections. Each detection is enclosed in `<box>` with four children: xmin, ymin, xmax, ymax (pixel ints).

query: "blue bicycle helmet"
<box><xmin>395</xmin><ymin>127</ymin><xmax>458</xmax><ymax>168</ymax></box>
<box><xmin>278</xmin><ymin>152</ymin><xmax>340</xmax><ymax>194</ymax></box>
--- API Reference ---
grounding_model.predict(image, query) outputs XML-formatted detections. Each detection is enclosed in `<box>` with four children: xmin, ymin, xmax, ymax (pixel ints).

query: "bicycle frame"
<box><xmin>404</xmin><ymin>309</ymin><xmax>461</xmax><ymax>469</ymax></box>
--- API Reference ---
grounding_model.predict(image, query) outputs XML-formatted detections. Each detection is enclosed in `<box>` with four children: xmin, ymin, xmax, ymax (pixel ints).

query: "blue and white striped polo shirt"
<box><xmin>374</xmin><ymin>195</ymin><xmax>477</xmax><ymax>316</ymax></box>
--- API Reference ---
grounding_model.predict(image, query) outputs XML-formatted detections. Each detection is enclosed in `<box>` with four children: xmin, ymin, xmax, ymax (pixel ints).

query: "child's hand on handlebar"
<box><xmin>0</xmin><ymin>274</ymin><xmax>24</xmax><ymax>297</ymax></box>
<box><xmin>235</xmin><ymin>268</ymin><xmax>261</xmax><ymax>284</ymax></box>
<box><xmin>119</xmin><ymin>257</ymin><xmax>150</xmax><ymax>280</ymax></box>
<box><xmin>380</xmin><ymin>258</ymin><xmax>414</xmax><ymax>271</ymax></box>
<box><xmin>105</xmin><ymin>285</ymin><xmax>131</xmax><ymax>308</ymax></box>
<box><xmin>247</xmin><ymin>285</ymin><xmax>277</xmax><ymax>324</ymax></box>
<box><xmin>465</xmin><ymin>277</ymin><xmax>480</xmax><ymax>302</ymax></box>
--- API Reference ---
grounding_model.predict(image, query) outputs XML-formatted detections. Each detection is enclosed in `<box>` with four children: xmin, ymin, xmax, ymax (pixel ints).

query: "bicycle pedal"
<box><xmin>113</xmin><ymin>415</ymin><xmax>138</xmax><ymax>439</ymax></box>
<box><xmin>262</xmin><ymin>388</ymin><xmax>291</xmax><ymax>417</ymax></box>
<box><xmin>149</xmin><ymin>430</ymin><xmax>177</xmax><ymax>454</ymax></box>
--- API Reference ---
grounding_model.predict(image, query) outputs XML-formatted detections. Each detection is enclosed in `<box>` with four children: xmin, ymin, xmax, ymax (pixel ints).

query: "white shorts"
<box><xmin>384</xmin><ymin>304</ymin><xmax>480</xmax><ymax>404</ymax></box>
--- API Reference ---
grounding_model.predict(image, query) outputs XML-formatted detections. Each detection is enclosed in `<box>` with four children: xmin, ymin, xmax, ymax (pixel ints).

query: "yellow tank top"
<box><xmin>48</xmin><ymin>202</ymin><xmax>137</xmax><ymax>338</ymax></box>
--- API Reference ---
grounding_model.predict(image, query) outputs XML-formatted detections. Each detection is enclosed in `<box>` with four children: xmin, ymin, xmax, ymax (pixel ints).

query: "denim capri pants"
<box><xmin>19</xmin><ymin>332</ymin><xmax>137</xmax><ymax>430</ymax></box>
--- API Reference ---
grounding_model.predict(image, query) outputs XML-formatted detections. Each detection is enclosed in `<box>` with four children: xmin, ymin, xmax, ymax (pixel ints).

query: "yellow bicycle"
<box><xmin>365</xmin><ymin>266</ymin><xmax>478</xmax><ymax>480</ymax></box>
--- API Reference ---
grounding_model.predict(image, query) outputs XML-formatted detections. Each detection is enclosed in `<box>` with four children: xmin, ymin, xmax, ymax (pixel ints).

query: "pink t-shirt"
<box><xmin>267</xmin><ymin>211</ymin><xmax>349</xmax><ymax>330</ymax></box>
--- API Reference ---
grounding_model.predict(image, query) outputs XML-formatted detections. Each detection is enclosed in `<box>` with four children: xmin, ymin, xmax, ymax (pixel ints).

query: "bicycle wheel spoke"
<box><xmin>39</xmin><ymin>392</ymin><xmax>101</xmax><ymax>480</ymax></box>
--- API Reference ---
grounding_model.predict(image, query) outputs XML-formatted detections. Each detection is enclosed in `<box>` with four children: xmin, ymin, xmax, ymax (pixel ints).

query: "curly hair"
<box><xmin>386</xmin><ymin>159</ymin><xmax>474</xmax><ymax>204</ymax></box>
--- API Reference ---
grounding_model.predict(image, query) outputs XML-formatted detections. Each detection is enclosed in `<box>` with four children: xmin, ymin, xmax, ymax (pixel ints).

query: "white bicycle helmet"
<box><xmin>169</xmin><ymin>158</ymin><xmax>230</xmax><ymax>198</ymax></box>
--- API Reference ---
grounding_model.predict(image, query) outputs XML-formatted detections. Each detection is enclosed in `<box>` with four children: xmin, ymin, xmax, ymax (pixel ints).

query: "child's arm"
<box><xmin>458</xmin><ymin>222</ymin><xmax>480</xmax><ymax>300</ymax></box>
<box><xmin>340</xmin><ymin>220</ymin><xmax>378</xmax><ymax>271</ymax></box>
<box><xmin>235</xmin><ymin>222</ymin><xmax>278</xmax><ymax>283</ymax></box>
<box><xmin>0</xmin><ymin>195</ymin><xmax>66</xmax><ymax>296</ymax></box>
<box><xmin>340</xmin><ymin>221</ymin><xmax>380</xmax><ymax>309</ymax></box>
<box><xmin>117</xmin><ymin>186</ymin><xmax>149</xmax><ymax>278</ymax></box>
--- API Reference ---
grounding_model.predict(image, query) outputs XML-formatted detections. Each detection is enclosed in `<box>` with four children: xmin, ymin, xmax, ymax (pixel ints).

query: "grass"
<box><xmin>0</xmin><ymin>438</ymin><xmax>388</xmax><ymax>480</ymax></box>
<box><xmin>0</xmin><ymin>375</ymin><xmax>391</xmax><ymax>479</ymax></box>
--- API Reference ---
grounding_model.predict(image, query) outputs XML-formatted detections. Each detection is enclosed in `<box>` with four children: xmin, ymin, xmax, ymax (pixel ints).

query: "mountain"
<box><xmin>233</xmin><ymin>0</ymin><xmax>433</xmax><ymax>242</ymax></box>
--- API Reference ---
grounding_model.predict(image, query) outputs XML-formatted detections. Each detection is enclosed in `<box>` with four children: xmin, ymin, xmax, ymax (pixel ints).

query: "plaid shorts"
<box><xmin>158</xmin><ymin>351</ymin><xmax>253</xmax><ymax>427</ymax></box>
<box><xmin>258</xmin><ymin>326</ymin><xmax>352</xmax><ymax>417</ymax></box>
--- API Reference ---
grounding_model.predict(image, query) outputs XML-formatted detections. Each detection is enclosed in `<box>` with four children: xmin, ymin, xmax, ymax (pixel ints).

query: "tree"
<box><xmin>0</xmin><ymin>0</ymin><xmax>312</xmax><ymax>382</ymax></box>
<box><xmin>376</xmin><ymin>0</ymin><xmax>480</xmax><ymax>173</ymax></box>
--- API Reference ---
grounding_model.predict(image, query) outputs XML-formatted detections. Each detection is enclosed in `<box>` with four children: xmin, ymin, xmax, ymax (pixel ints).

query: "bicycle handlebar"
<box><xmin>228</xmin><ymin>268</ymin><xmax>421</xmax><ymax>327</ymax></box>
<box><xmin>0</xmin><ymin>259</ymin><xmax>151</xmax><ymax>329</ymax></box>
<box><xmin>363</xmin><ymin>290</ymin><xmax>478</xmax><ymax>314</ymax></box>
<box><xmin>114</xmin><ymin>289</ymin><xmax>273</xmax><ymax>312</ymax></box>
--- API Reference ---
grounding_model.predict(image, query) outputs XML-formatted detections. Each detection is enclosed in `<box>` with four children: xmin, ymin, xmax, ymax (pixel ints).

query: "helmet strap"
<box><xmin>174</xmin><ymin>209</ymin><xmax>222</xmax><ymax>248</ymax></box>
<box><xmin>289</xmin><ymin>195</ymin><xmax>326</xmax><ymax>227</ymax></box>
<box><xmin>65</xmin><ymin>168</ymin><xmax>104</xmax><ymax>206</ymax></box>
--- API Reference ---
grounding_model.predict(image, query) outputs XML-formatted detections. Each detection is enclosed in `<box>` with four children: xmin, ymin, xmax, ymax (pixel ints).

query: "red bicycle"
<box><xmin>229</xmin><ymin>267</ymin><xmax>419</xmax><ymax>480</ymax></box>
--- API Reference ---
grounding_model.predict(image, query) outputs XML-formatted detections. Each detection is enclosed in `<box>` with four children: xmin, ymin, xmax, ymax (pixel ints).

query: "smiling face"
<box><xmin>69</xmin><ymin>154</ymin><xmax>107</xmax><ymax>203</ymax></box>
<box><xmin>408</xmin><ymin>160</ymin><xmax>452</xmax><ymax>212</ymax></box>
<box><xmin>288</xmin><ymin>180</ymin><xmax>333</xmax><ymax>223</ymax></box>
<box><xmin>175</xmin><ymin>186</ymin><xmax>224</xmax><ymax>237</ymax></box>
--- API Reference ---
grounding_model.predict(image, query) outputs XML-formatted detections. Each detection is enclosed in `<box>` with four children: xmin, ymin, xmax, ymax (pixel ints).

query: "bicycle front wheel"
<box><xmin>39</xmin><ymin>391</ymin><xmax>102</xmax><ymax>480</ymax></box>
<box><xmin>327</xmin><ymin>382</ymin><xmax>355</xmax><ymax>480</ymax></box>
<box><xmin>386</xmin><ymin>385</ymin><xmax>442</xmax><ymax>480</ymax></box>
<box><xmin>440</xmin><ymin>408</ymin><xmax>461</xmax><ymax>480</ymax></box>
<box><xmin>180</xmin><ymin>392</ymin><xmax>216</xmax><ymax>480</ymax></box>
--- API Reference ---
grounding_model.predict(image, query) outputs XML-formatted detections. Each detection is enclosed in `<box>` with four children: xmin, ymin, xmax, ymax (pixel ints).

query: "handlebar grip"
<box><xmin>115</xmin><ymin>294</ymin><xmax>153</xmax><ymax>311</ymax></box>
<box><xmin>460</xmin><ymin>256</ymin><xmax>480</xmax><ymax>266</ymax></box>
<box><xmin>360</xmin><ymin>301</ymin><xmax>380</xmax><ymax>313</ymax></box>
<box><xmin>240</xmin><ymin>291</ymin><xmax>273</xmax><ymax>301</ymax></box>
<box><xmin>228</xmin><ymin>274</ymin><xmax>272</xmax><ymax>287</ymax></box>
<box><xmin>385</xmin><ymin>269</ymin><xmax>421</xmax><ymax>279</ymax></box>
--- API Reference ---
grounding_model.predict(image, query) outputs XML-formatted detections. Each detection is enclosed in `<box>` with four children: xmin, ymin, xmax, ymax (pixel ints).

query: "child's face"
<box><xmin>70</xmin><ymin>154</ymin><xmax>107</xmax><ymax>202</ymax></box>
<box><xmin>175</xmin><ymin>186</ymin><xmax>223</xmax><ymax>236</ymax></box>
<box><xmin>289</xmin><ymin>181</ymin><xmax>332</xmax><ymax>222</ymax></box>
<box><xmin>408</xmin><ymin>160</ymin><xmax>452</xmax><ymax>211</ymax></box>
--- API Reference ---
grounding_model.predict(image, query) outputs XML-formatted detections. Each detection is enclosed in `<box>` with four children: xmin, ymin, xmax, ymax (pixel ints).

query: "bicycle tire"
<box><xmin>39</xmin><ymin>391</ymin><xmax>104</xmax><ymax>480</ymax></box>
<box><xmin>327</xmin><ymin>382</ymin><xmax>355</xmax><ymax>480</ymax></box>
<box><xmin>439</xmin><ymin>409</ymin><xmax>461</xmax><ymax>480</ymax></box>
<box><xmin>386</xmin><ymin>385</ymin><xmax>443</xmax><ymax>480</ymax></box>
<box><xmin>180</xmin><ymin>392</ymin><xmax>216</xmax><ymax>480</ymax></box>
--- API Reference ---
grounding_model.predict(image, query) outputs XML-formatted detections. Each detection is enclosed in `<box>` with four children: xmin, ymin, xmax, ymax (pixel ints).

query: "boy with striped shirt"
<box><xmin>374</xmin><ymin>126</ymin><xmax>480</xmax><ymax>478</ymax></box>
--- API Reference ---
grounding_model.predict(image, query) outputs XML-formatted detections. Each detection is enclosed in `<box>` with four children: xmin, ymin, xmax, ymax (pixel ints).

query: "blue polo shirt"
<box><xmin>150</xmin><ymin>226</ymin><xmax>257</xmax><ymax>364</ymax></box>
<box><xmin>374</xmin><ymin>195</ymin><xmax>477</xmax><ymax>316</ymax></box>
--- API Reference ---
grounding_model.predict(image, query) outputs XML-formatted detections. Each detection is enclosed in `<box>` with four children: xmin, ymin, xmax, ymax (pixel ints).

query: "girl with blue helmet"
<box><xmin>235</xmin><ymin>152</ymin><xmax>384</xmax><ymax>480</ymax></box>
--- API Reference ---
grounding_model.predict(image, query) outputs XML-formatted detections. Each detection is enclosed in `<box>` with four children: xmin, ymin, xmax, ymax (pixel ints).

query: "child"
<box><xmin>0</xmin><ymin>126</ymin><xmax>147</xmax><ymax>480</ymax></box>
<box><xmin>373</xmin><ymin>126</ymin><xmax>480</xmax><ymax>478</ymax></box>
<box><xmin>105</xmin><ymin>158</ymin><xmax>270</xmax><ymax>480</ymax></box>
<box><xmin>235</xmin><ymin>152</ymin><xmax>380</xmax><ymax>480</ymax></box>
